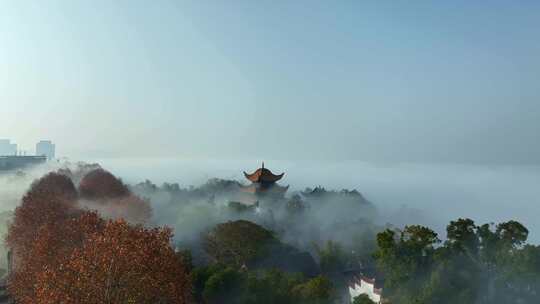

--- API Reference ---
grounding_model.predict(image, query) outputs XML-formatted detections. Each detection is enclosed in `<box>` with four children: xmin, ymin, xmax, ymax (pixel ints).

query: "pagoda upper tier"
<box><xmin>243</xmin><ymin>162</ymin><xmax>284</xmax><ymax>184</ymax></box>
<box><xmin>240</xmin><ymin>163</ymin><xmax>288</xmax><ymax>202</ymax></box>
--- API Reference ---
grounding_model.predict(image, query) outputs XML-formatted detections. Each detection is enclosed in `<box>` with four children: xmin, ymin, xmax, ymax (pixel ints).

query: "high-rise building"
<box><xmin>0</xmin><ymin>155</ymin><xmax>47</xmax><ymax>171</ymax></box>
<box><xmin>36</xmin><ymin>140</ymin><xmax>56</xmax><ymax>160</ymax></box>
<box><xmin>0</xmin><ymin>139</ymin><xmax>17</xmax><ymax>156</ymax></box>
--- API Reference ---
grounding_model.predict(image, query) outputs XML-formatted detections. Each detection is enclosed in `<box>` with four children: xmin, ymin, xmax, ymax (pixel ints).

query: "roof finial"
<box><xmin>262</xmin><ymin>161</ymin><xmax>265</xmax><ymax>169</ymax></box>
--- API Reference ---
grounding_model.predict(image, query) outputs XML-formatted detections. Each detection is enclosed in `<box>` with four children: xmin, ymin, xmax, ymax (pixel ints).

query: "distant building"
<box><xmin>0</xmin><ymin>140</ymin><xmax>17</xmax><ymax>156</ymax></box>
<box><xmin>0</xmin><ymin>155</ymin><xmax>47</xmax><ymax>171</ymax></box>
<box><xmin>36</xmin><ymin>140</ymin><xmax>55</xmax><ymax>160</ymax></box>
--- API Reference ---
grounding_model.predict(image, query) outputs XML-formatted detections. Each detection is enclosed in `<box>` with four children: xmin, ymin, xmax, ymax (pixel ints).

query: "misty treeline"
<box><xmin>129</xmin><ymin>176</ymin><xmax>380</xmax><ymax>303</ymax></box>
<box><xmin>1</xmin><ymin>162</ymin><xmax>539</xmax><ymax>303</ymax></box>
<box><xmin>374</xmin><ymin>220</ymin><xmax>539</xmax><ymax>303</ymax></box>
<box><xmin>130</xmin><ymin>175</ymin><xmax>540</xmax><ymax>304</ymax></box>
<box><xmin>130</xmin><ymin>178</ymin><xmax>378</xmax><ymax>256</ymax></box>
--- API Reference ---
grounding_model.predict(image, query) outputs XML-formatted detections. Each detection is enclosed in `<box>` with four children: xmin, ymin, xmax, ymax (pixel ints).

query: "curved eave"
<box><xmin>273</xmin><ymin>184</ymin><xmax>289</xmax><ymax>193</ymax></box>
<box><xmin>243</xmin><ymin>169</ymin><xmax>285</xmax><ymax>183</ymax></box>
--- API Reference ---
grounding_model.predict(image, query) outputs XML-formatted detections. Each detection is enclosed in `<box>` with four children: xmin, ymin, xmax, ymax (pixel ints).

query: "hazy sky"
<box><xmin>1</xmin><ymin>1</ymin><xmax>539</xmax><ymax>164</ymax></box>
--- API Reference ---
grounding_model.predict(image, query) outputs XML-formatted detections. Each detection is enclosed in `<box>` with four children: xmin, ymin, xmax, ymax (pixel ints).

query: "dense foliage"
<box><xmin>79</xmin><ymin>168</ymin><xmax>130</xmax><ymax>200</ymax></box>
<box><xmin>36</xmin><ymin>220</ymin><xmax>191</xmax><ymax>303</ymax></box>
<box><xmin>5</xmin><ymin>169</ymin><xmax>191</xmax><ymax>304</ymax></box>
<box><xmin>3</xmin><ymin>165</ymin><xmax>539</xmax><ymax>304</ymax></box>
<box><xmin>374</xmin><ymin>218</ymin><xmax>540</xmax><ymax>304</ymax></box>
<box><xmin>192</xmin><ymin>266</ymin><xmax>333</xmax><ymax>304</ymax></box>
<box><xmin>352</xmin><ymin>294</ymin><xmax>376</xmax><ymax>304</ymax></box>
<box><xmin>204</xmin><ymin>220</ymin><xmax>278</xmax><ymax>267</ymax></box>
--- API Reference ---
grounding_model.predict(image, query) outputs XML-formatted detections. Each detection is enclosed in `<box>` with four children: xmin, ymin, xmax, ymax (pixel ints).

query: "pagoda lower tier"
<box><xmin>240</xmin><ymin>183</ymin><xmax>289</xmax><ymax>195</ymax></box>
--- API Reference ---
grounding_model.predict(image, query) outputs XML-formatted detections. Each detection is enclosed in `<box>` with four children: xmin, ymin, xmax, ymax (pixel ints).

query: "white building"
<box><xmin>0</xmin><ymin>139</ymin><xmax>17</xmax><ymax>156</ymax></box>
<box><xmin>36</xmin><ymin>140</ymin><xmax>55</xmax><ymax>160</ymax></box>
<box><xmin>349</xmin><ymin>275</ymin><xmax>383</xmax><ymax>304</ymax></box>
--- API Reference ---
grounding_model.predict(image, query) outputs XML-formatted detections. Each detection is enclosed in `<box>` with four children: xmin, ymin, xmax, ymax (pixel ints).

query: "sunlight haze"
<box><xmin>1</xmin><ymin>1</ymin><xmax>539</xmax><ymax>164</ymax></box>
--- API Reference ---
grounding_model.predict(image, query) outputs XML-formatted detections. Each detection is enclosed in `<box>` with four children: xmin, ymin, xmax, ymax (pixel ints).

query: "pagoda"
<box><xmin>241</xmin><ymin>162</ymin><xmax>289</xmax><ymax>199</ymax></box>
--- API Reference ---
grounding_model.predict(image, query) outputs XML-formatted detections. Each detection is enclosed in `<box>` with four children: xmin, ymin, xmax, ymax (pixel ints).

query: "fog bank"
<box><xmin>89</xmin><ymin>158</ymin><xmax>540</xmax><ymax>244</ymax></box>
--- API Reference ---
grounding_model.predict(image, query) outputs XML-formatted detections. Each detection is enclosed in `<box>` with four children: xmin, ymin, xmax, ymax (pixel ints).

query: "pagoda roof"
<box><xmin>243</xmin><ymin>163</ymin><xmax>284</xmax><ymax>183</ymax></box>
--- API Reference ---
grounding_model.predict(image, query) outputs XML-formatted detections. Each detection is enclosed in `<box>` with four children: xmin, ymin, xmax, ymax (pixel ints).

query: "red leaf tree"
<box><xmin>78</xmin><ymin>168</ymin><xmax>130</xmax><ymax>201</ymax></box>
<box><xmin>5</xmin><ymin>171</ymin><xmax>109</xmax><ymax>302</ymax></box>
<box><xmin>7</xmin><ymin>172</ymin><xmax>79</xmax><ymax>263</ymax></box>
<box><xmin>92</xmin><ymin>194</ymin><xmax>153</xmax><ymax>224</ymax></box>
<box><xmin>6</xmin><ymin>169</ymin><xmax>190</xmax><ymax>303</ymax></box>
<box><xmin>8</xmin><ymin>211</ymin><xmax>104</xmax><ymax>303</ymax></box>
<box><xmin>35</xmin><ymin>219</ymin><xmax>192</xmax><ymax>304</ymax></box>
<box><xmin>78</xmin><ymin>169</ymin><xmax>152</xmax><ymax>224</ymax></box>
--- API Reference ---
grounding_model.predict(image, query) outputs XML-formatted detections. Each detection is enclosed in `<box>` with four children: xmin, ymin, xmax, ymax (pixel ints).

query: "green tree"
<box><xmin>242</xmin><ymin>269</ymin><xmax>303</xmax><ymax>304</ymax></box>
<box><xmin>446</xmin><ymin>218</ymin><xmax>479</xmax><ymax>255</ymax></box>
<box><xmin>504</xmin><ymin>244</ymin><xmax>540</xmax><ymax>302</ymax></box>
<box><xmin>352</xmin><ymin>294</ymin><xmax>375</xmax><ymax>304</ymax></box>
<box><xmin>204</xmin><ymin>220</ymin><xmax>277</xmax><ymax>267</ymax></box>
<box><xmin>496</xmin><ymin>220</ymin><xmax>528</xmax><ymax>249</ymax></box>
<box><xmin>374</xmin><ymin>225</ymin><xmax>440</xmax><ymax>291</ymax></box>
<box><xmin>192</xmin><ymin>264</ymin><xmax>227</xmax><ymax>303</ymax></box>
<box><xmin>202</xmin><ymin>267</ymin><xmax>244</xmax><ymax>304</ymax></box>
<box><xmin>292</xmin><ymin>275</ymin><xmax>333</xmax><ymax>304</ymax></box>
<box><xmin>374</xmin><ymin>219</ymin><xmax>539</xmax><ymax>304</ymax></box>
<box><xmin>192</xmin><ymin>266</ymin><xmax>334</xmax><ymax>304</ymax></box>
<box><xmin>315</xmin><ymin>240</ymin><xmax>349</xmax><ymax>274</ymax></box>
<box><xmin>286</xmin><ymin>194</ymin><xmax>306</xmax><ymax>215</ymax></box>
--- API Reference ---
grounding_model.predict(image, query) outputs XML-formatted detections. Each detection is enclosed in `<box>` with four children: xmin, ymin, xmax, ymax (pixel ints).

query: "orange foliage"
<box><xmin>6</xmin><ymin>172</ymin><xmax>82</xmax><ymax>302</ymax></box>
<box><xmin>6</xmin><ymin>172</ymin><xmax>78</xmax><ymax>260</ymax></box>
<box><xmin>57</xmin><ymin>162</ymin><xmax>102</xmax><ymax>186</ymax></box>
<box><xmin>95</xmin><ymin>194</ymin><xmax>153</xmax><ymax>224</ymax></box>
<box><xmin>8</xmin><ymin>211</ymin><xmax>104</xmax><ymax>303</ymax></box>
<box><xmin>79</xmin><ymin>168</ymin><xmax>130</xmax><ymax>201</ymax></box>
<box><xmin>6</xmin><ymin>170</ymin><xmax>189</xmax><ymax>303</ymax></box>
<box><xmin>35</xmin><ymin>220</ymin><xmax>191</xmax><ymax>304</ymax></box>
<box><xmin>78</xmin><ymin>168</ymin><xmax>152</xmax><ymax>223</ymax></box>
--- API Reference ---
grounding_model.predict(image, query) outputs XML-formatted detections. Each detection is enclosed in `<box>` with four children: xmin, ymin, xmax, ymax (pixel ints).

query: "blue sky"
<box><xmin>1</xmin><ymin>1</ymin><xmax>539</xmax><ymax>163</ymax></box>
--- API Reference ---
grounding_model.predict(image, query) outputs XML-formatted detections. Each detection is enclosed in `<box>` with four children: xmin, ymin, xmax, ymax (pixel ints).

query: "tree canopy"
<box><xmin>374</xmin><ymin>218</ymin><xmax>539</xmax><ymax>304</ymax></box>
<box><xmin>6</xmin><ymin>169</ymin><xmax>189</xmax><ymax>304</ymax></box>
<box><xmin>35</xmin><ymin>220</ymin><xmax>191</xmax><ymax>304</ymax></box>
<box><xmin>204</xmin><ymin>220</ymin><xmax>277</xmax><ymax>267</ymax></box>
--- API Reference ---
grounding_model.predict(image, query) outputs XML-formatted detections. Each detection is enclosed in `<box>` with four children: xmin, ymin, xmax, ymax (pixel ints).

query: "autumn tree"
<box><xmin>78</xmin><ymin>169</ymin><xmax>152</xmax><ymax>223</ymax></box>
<box><xmin>8</xmin><ymin>211</ymin><xmax>104</xmax><ymax>303</ymax></box>
<box><xmin>6</xmin><ymin>172</ymin><xmax>95</xmax><ymax>302</ymax></box>
<box><xmin>87</xmin><ymin>194</ymin><xmax>153</xmax><ymax>224</ymax></box>
<box><xmin>57</xmin><ymin>162</ymin><xmax>102</xmax><ymax>186</ymax></box>
<box><xmin>7</xmin><ymin>172</ymin><xmax>78</xmax><ymax>261</ymax></box>
<box><xmin>78</xmin><ymin>168</ymin><xmax>130</xmax><ymax>201</ymax></box>
<box><xmin>34</xmin><ymin>219</ymin><xmax>191</xmax><ymax>304</ymax></box>
<box><xmin>7</xmin><ymin>170</ymin><xmax>153</xmax><ymax>303</ymax></box>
